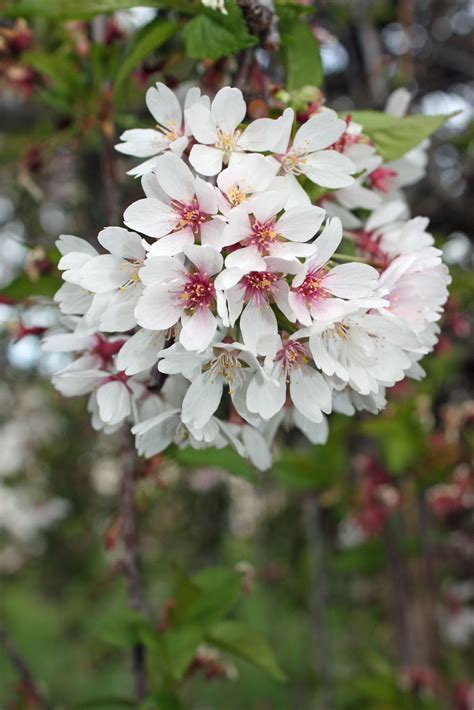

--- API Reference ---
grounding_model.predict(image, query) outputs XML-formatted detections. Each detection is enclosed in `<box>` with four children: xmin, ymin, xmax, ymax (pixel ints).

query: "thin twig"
<box><xmin>121</xmin><ymin>430</ymin><xmax>148</xmax><ymax>702</ymax></box>
<box><xmin>303</xmin><ymin>494</ymin><xmax>333</xmax><ymax>710</ymax></box>
<box><xmin>0</xmin><ymin>622</ymin><xmax>51</xmax><ymax>709</ymax></box>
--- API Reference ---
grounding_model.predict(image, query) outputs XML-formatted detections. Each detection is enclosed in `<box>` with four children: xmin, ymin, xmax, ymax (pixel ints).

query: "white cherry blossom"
<box><xmin>115</xmin><ymin>83</ymin><xmax>209</xmax><ymax>176</ymax></box>
<box><xmin>123</xmin><ymin>152</ymin><xmax>224</xmax><ymax>255</ymax></box>
<box><xmin>135</xmin><ymin>245</ymin><xmax>224</xmax><ymax>352</ymax></box>
<box><xmin>185</xmin><ymin>86</ymin><xmax>291</xmax><ymax>176</ymax></box>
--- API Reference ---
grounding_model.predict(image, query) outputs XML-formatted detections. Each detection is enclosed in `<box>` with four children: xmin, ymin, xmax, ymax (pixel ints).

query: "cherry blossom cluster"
<box><xmin>44</xmin><ymin>84</ymin><xmax>451</xmax><ymax>469</ymax></box>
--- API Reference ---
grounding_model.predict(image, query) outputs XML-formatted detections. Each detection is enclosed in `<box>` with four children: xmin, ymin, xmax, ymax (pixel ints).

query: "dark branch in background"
<box><xmin>383</xmin><ymin>515</ymin><xmax>414</xmax><ymax>668</ymax></box>
<box><xmin>237</xmin><ymin>0</ymin><xmax>280</xmax><ymax>51</ymax></box>
<box><xmin>303</xmin><ymin>495</ymin><xmax>333</xmax><ymax>710</ymax></box>
<box><xmin>121</xmin><ymin>431</ymin><xmax>149</xmax><ymax>702</ymax></box>
<box><xmin>0</xmin><ymin>622</ymin><xmax>51</xmax><ymax>709</ymax></box>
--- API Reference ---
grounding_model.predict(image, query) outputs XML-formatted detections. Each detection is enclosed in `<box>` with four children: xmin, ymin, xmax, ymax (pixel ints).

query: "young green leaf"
<box><xmin>280</xmin><ymin>17</ymin><xmax>323</xmax><ymax>90</ymax></box>
<box><xmin>182</xmin><ymin>1</ymin><xmax>257</xmax><ymax>60</ymax></box>
<box><xmin>206</xmin><ymin>621</ymin><xmax>286</xmax><ymax>681</ymax></box>
<box><xmin>115</xmin><ymin>20</ymin><xmax>179</xmax><ymax>88</ymax></box>
<box><xmin>350</xmin><ymin>111</ymin><xmax>455</xmax><ymax>161</ymax></box>
<box><xmin>159</xmin><ymin>625</ymin><xmax>203</xmax><ymax>680</ymax></box>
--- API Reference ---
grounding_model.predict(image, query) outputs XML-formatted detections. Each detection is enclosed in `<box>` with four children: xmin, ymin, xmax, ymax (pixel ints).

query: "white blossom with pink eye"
<box><xmin>288</xmin><ymin>218</ymin><xmax>384</xmax><ymax>325</ymax></box>
<box><xmin>246</xmin><ymin>335</ymin><xmax>333</xmax><ymax>423</ymax></box>
<box><xmin>123</xmin><ymin>152</ymin><xmax>224</xmax><ymax>255</ymax></box>
<box><xmin>135</xmin><ymin>245</ymin><xmax>224</xmax><ymax>352</ymax></box>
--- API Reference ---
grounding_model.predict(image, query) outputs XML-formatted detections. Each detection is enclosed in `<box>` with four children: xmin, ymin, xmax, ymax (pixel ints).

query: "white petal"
<box><xmin>123</xmin><ymin>197</ymin><xmax>178</xmax><ymax>239</ymax></box>
<box><xmin>224</xmin><ymin>245</ymin><xmax>266</xmax><ymax>272</ymax></box>
<box><xmin>155</xmin><ymin>152</ymin><xmax>195</xmax><ymax>203</ymax></box>
<box><xmin>310</xmin><ymin>217</ymin><xmax>343</xmax><ymax>269</ymax></box>
<box><xmin>97</xmin><ymin>381</ymin><xmax>131</xmax><ymax>425</ymax></box>
<box><xmin>133</xmin><ymin>410</ymin><xmax>180</xmax><ymax>457</ymax></box>
<box><xmin>293</xmin><ymin>410</ymin><xmax>329</xmax><ymax>445</ymax></box>
<box><xmin>239</xmin><ymin>110</ymin><xmax>292</xmax><ymax>152</ymax></box>
<box><xmin>180</xmin><ymin>308</ymin><xmax>217</xmax><ymax>352</ymax></box>
<box><xmin>323</xmin><ymin>263</ymin><xmax>379</xmax><ymax>298</ymax></box>
<box><xmin>98</xmin><ymin>226</ymin><xmax>146</xmax><ymax>260</ymax></box>
<box><xmin>184</xmin><ymin>244</ymin><xmax>223</xmax><ymax>275</ymax></box>
<box><xmin>146</xmin><ymin>82</ymin><xmax>182</xmax><ymax>129</ymax></box>
<box><xmin>240</xmin><ymin>302</ymin><xmax>278</xmax><ymax>356</ymax></box>
<box><xmin>135</xmin><ymin>285</ymin><xmax>182</xmax><ymax>330</ymax></box>
<box><xmin>79</xmin><ymin>255</ymin><xmax>125</xmax><ymax>292</ymax></box>
<box><xmin>303</xmin><ymin>150</ymin><xmax>355</xmax><ymax>189</ymax></box>
<box><xmin>189</xmin><ymin>145</ymin><xmax>223</xmax><ymax>176</ymax></box>
<box><xmin>56</xmin><ymin>234</ymin><xmax>97</xmax><ymax>256</ymax></box>
<box><xmin>147</xmin><ymin>229</ymin><xmax>194</xmax><ymax>256</ymax></box>
<box><xmin>276</xmin><ymin>205</ymin><xmax>325</xmax><ymax>242</ymax></box>
<box><xmin>200</xmin><ymin>219</ymin><xmax>226</xmax><ymax>250</ymax></box>
<box><xmin>139</xmin><ymin>255</ymin><xmax>183</xmax><ymax>285</ymax></box>
<box><xmin>211</xmin><ymin>87</ymin><xmax>246</xmax><ymax>133</ymax></box>
<box><xmin>115</xmin><ymin>128</ymin><xmax>167</xmax><ymax>157</ymax></box>
<box><xmin>290</xmin><ymin>366</ymin><xmax>332</xmax><ymax>421</ymax></box>
<box><xmin>294</xmin><ymin>109</ymin><xmax>346</xmax><ymax>152</ymax></box>
<box><xmin>255</xmin><ymin>107</ymin><xmax>294</xmax><ymax>154</ymax></box>
<box><xmin>99</xmin><ymin>295</ymin><xmax>138</xmax><ymax>332</ymax></box>
<box><xmin>117</xmin><ymin>329</ymin><xmax>164</xmax><ymax>375</ymax></box>
<box><xmin>42</xmin><ymin>332</ymin><xmax>92</xmax><ymax>352</ymax></box>
<box><xmin>181</xmin><ymin>372</ymin><xmax>223</xmax><ymax>428</ymax></box>
<box><xmin>195</xmin><ymin>177</ymin><xmax>218</xmax><ymax>213</ymax></box>
<box><xmin>250</xmin><ymin>189</ymin><xmax>287</xmax><ymax>223</ymax></box>
<box><xmin>247</xmin><ymin>372</ymin><xmax>286</xmax><ymax>420</ymax></box>
<box><xmin>241</xmin><ymin>425</ymin><xmax>272</xmax><ymax>471</ymax></box>
<box><xmin>184</xmin><ymin>103</ymin><xmax>217</xmax><ymax>144</ymax></box>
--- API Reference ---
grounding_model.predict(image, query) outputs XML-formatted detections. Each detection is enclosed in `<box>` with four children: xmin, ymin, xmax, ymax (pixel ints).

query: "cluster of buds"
<box><xmin>43</xmin><ymin>83</ymin><xmax>450</xmax><ymax>468</ymax></box>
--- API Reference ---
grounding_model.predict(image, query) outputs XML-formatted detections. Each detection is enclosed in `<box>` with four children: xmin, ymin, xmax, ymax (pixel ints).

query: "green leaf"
<box><xmin>183</xmin><ymin>1</ymin><xmax>257</xmax><ymax>60</ymax></box>
<box><xmin>160</xmin><ymin>625</ymin><xmax>203</xmax><ymax>680</ymax></box>
<box><xmin>7</xmin><ymin>0</ymin><xmax>194</xmax><ymax>19</ymax></box>
<box><xmin>349</xmin><ymin>111</ymin><xmax>454</xmax><ymax>161</ymax></box>
<box><xmin>171</xmin><ymin>567</ymin><xmax>242</xmax><ymax>628</ymax></box>
<box><xmin>173</xmin><ymin>446</ymin><xmax>258</xmax><ymax>482</ymax></box>
<box><xmin>206</xmin><ymin>621</ymin><xmax>286</xmax><ymax>681</ymax></box>
<box><xmin>1</xmin><ymin>273</ymin><xmax>62</xmax><ymax>302</ymax></box>
<box><xmin>280</xmin><ymin>17</ymin><xmax>323</xmax><ymax>90</ymax></box>
<box><xmin>115</xmin><ymin>20</ymin><xmax>179</xmax><ymax>88</ymax></box>
<box><xmin>98</xmin><ymin>610</ymin><xmax>148</xmax><ymax>648</ymax></box>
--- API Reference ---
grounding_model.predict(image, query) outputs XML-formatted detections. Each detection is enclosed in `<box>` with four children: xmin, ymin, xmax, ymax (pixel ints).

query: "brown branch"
<box><xmin>303</xmin><ymin>495</ymin><xmax>333</xmax><ymax>710</ymax></box>
<box><xmin>121</xmin><ymin>431</ymin><xmax>148</xmax><ymax>702</ymax></box>
<box><xmin>0</xmin><ymin>622</ymin><xmax>51</xmax><ymax>709</ymax></box>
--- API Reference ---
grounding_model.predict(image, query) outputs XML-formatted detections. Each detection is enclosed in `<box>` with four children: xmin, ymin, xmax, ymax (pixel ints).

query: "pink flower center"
<box><xmin>90</xmin><ymin>334</ymin><xmax>125</xmax><ymax>368</ymax></box>
<box><xmin>246</xmin><ymin>218</ymin><xmax>278</xmax><ymax>254</ymax></box>
<box><xmin>294</xmin><ymin>268</ymin><xmax>329</xmax><ymax>303</ymax></box>
<box><xmin>241</xmin><ymin>270</ymin><xmax>278</xmax><ymax>305</ymax></box>
<box><xmin>179</xmin><ymin>270</ymin><xmax>215</xmax><ymax>312</ymax></box>
<box><xmin>173</xmin><ymin>198</ymin><xmax>208</xmax><ymax>235</ymax></box>
<box><xmin>276</xmin><ymin>340</ymin><xmax>309</xmax><ymax>372</ymax></box>
<box><xmin>367</xmin><ymin>167</ymin><xmax>397</xmax><ymax>193</ymax></box>
<box><xmin>331</xmin><ymin>115</ymin><xmax>365</xmax><ymax>153</ymax></box>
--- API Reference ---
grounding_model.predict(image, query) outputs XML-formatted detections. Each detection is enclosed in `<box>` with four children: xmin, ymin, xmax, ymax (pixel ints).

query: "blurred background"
<box><xmin>0</xmin><ymin>0</ymin><xmax>473</xmax><ymax>708</ymax></box>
